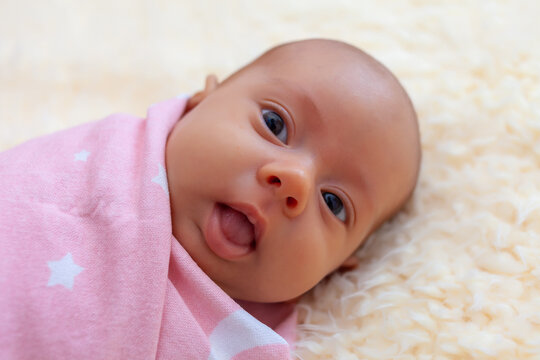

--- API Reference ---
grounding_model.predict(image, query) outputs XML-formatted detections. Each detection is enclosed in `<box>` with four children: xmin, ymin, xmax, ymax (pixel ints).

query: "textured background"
<box><xmin>1</xmin><ymin>1</ymin><xmax>540</xmax><ymax>359</ymax></box>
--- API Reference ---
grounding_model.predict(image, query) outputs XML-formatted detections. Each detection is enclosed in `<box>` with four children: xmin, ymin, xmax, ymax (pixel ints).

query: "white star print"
<box><xmin>74</xmin><ymin>150</ymin><xmax>90</xmax><ymax>162</ymax></box>
<box><xmin>152</xmin><ymin>163</ymin><xmax>169</xmax><ymax>195</ymax></box>
<box><xmin>47</xmin><ymin>253</ymin><xmax>84</xmax><ymax>290</ymax></box>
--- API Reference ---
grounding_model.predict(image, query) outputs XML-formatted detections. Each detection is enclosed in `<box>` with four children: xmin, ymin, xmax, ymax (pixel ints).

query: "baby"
<box><xmin>0</xmin><ymin>39</ymin><xmax>420</xmax><ymax>358</ymax></box>
<box><xmin>166</xmin><ymin>38</ymin><xmax>421</xmax><ymax>303</ymax></box>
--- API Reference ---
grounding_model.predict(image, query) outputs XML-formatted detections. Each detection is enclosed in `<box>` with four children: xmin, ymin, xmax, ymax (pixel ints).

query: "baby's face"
<box><xmin>166</xmin><ymin>45</ymin><xmax>418</xmax><ymax>302</ymax></box>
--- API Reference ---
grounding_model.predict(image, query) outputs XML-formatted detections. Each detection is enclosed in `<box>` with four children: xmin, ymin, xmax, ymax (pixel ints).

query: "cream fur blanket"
<box><xmin>1</xmin><ymin>1</ymin><xmax>539</xmax><ymax>359</ymax></box>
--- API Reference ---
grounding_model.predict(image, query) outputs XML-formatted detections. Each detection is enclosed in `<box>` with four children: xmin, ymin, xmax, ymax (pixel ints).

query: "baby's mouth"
<box><xmin>218</xmin><ymin>203</ymin><xmax>256</xmax><ymax>249</ymax></box>
<box><xmin>204</xmin><ymin>203</ymin><xmax>257</xmax><ymax>260</ymax></box>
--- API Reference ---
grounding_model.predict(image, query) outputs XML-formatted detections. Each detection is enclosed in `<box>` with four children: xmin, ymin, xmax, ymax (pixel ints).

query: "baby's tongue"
<box><xmin>220</xmin><ymin>205</ymin><xmax>254</xmax><ymax>247</ymax></box>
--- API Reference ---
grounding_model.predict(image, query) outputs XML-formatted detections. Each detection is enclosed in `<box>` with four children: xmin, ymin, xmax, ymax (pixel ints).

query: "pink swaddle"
<box><xmin>0</xmin><ymin>96</ymin><xmax>296</xmax><ymax>359</ymax></box>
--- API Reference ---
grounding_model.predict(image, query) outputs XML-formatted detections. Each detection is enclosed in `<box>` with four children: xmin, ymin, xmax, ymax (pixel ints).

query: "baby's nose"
<box><xmin>257</xmin><ymin>160</ymin><xmax>314</xmax><ymax>218</ymax></box>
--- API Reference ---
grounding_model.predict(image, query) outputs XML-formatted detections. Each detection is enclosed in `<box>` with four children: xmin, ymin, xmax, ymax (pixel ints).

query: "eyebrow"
<box><xmin>267</xmin><ymin>77</ymin><xmax>322</xmax><ymax>125</ymax></box>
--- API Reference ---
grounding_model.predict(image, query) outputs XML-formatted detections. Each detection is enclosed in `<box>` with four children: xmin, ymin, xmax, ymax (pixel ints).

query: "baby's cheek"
<box><xmin>287</xmin><ymin>236</ymin><xmax>329</xmax><ymax>283</ymax></box>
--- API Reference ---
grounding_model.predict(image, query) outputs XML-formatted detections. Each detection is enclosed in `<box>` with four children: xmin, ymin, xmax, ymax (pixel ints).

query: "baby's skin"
<box><xmin>165</xmin><ymin>39</ymin><xmax>421</xmax><ymax>303</ymax></box>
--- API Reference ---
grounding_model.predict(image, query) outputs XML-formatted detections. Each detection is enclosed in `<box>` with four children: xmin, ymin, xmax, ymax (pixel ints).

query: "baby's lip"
<box><xmin>225</xmin><ymin>202</ymin><xmax>266</xmax><ymax>248</ymax></box>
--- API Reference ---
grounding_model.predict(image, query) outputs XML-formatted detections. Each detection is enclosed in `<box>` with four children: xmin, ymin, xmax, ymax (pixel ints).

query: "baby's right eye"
<box><xmin>262</xmin><ymin>109</ymin><xmax>288</xmax><ymax>144</ymax></box>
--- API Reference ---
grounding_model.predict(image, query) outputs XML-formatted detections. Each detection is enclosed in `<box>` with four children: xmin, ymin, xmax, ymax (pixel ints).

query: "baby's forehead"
<box><xmin>255</xmin><ymin>41</ymin><xmax>390</xmax><ymax>82</ymax></box>
<box><xmin>254</xmin><ymin>51</ymin><xmax>402</xmax><ymax>109</ymax></box>
<box><xmin>251</xmin><ymin>70</ymin><xmax>403</xmax><ymax>132</ymax></box>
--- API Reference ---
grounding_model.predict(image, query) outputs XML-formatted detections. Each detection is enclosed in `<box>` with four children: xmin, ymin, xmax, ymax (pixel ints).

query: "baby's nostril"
<box><xmin>286</xmin><ymin>197</ymin><xmax>297</xmax><ymax>208</ymax></box>
<box><xmin>268</xmin><ymin>176</ymin><xmax>281</xmax><ymax>186</ymax></box>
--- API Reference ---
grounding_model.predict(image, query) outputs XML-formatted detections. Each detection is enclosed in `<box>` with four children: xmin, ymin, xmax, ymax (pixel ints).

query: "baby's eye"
<box><xmin>322</xmin><ymin>191</ymin><xmax>346</xmax><ymax>222</ymax></box>
<box><xmin>262</xmin><ymin>109</ymin><xmax>288</xmax><ymax>143</ymax></box>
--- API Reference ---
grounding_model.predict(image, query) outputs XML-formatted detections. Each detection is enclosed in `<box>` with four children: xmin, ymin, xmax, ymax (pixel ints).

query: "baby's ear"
<box><xmin>338</xmin><ymin>255</ymin><xmax>359</xmax><ymax>272</ymax></box>
<box><xmin>185</xmin><ymin>74</ymin><xmax>219</xmax><ymax>112</ymax></box>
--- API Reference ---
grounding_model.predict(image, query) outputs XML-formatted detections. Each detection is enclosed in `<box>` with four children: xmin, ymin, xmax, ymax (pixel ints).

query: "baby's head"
<box><xmin>166</xmin><ymin>39</ymin><xmax>420</xmax><ymax>302</ymax></box>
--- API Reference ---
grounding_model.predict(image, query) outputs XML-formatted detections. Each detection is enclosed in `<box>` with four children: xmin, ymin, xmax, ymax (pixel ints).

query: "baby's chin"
<box><xmin>231</xmin><ymin>290</ymin><xmax>299</xmax><ymax>304</ymax></box>
<box><xmin>214</xmin><ymin>275</ymin><xmax>311</xmax><ymax>303</ymax></box>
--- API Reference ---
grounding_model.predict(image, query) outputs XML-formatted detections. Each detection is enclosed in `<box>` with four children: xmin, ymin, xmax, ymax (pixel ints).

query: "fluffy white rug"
<box><xmin>1</xmin><ymin>1</ymin><xmax>539</xmax><ymax>359</ymax></box>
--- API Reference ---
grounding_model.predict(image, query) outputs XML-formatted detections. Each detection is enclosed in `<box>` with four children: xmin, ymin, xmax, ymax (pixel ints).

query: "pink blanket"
<box><xmin>0</xmin><ymin>96</ymin><xmax>296</xmax><ymax>359</ymax></box>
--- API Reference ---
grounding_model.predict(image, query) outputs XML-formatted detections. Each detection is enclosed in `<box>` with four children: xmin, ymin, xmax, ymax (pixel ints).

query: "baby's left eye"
<box><xmin>322</xmin><ymin>191</ymin><xmax>347</xmax><ymax>222</ymax></box>
<box><xmin>262</xmin><ymin>109</ymin><xmax>288</xmax><ymax>144</ymax></box>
